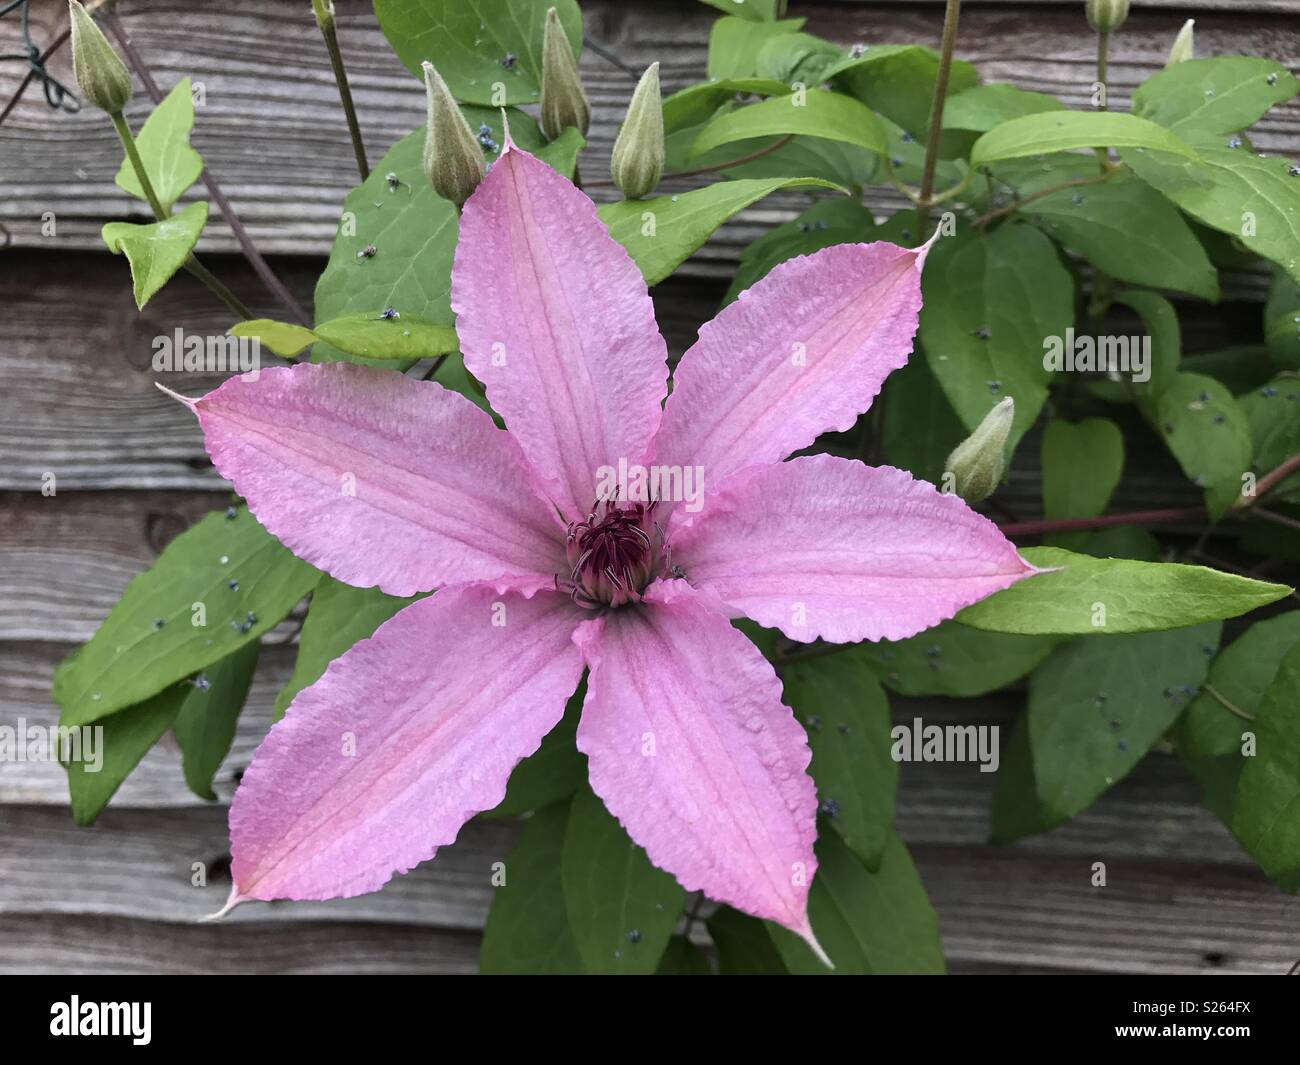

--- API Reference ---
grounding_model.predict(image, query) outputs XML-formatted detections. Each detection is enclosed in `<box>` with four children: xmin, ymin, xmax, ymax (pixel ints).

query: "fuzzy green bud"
<box><xmin>540</xmin><ymin>6</ymin><xmax>589</xmax><ymax>141</ymax></box>
<box><xmin>311</xmin><ymin>0</ymin><xmax>335</xmax><ymax>33</ymax></box>
<box><xmin>68</xmin><ymin>0</ymin><xmax>131</xmax><ymax>115</ymax></box>
<box><xmin>1086</xmin><ymin>0</ymin><xmax>1129</xmax><ymax>34</ymax></box>
<box><xmin>943</xmin><ymin>397</ymin><xmax>1014</xmax><ymax>504</ymax></box>
<box><xmin>422</xmin><ymin>61</ymin><xmax>486</xmax><ymax>209</ymax></box>
<box><xmin>610</xmin><ymin>63</ymin><xmax>664</xmax><ymax>200</ymax></box>
<box><xmin>1166</xmin><ymin>19</ymin><xmax>1195</xmax><ymax>66</ymax></box>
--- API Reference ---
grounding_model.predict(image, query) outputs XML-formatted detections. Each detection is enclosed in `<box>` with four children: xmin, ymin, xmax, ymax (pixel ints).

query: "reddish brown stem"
<box><xmin>998</xmin><ymin>507</ymin><xmax>1205</xmax><ymax>537</ymax></box>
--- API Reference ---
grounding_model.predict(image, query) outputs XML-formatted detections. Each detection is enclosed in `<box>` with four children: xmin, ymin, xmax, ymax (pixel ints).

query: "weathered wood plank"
<box><xmin>1</xmin><ymin>0</ymin><xmax>1296</xmax><ymax>272</ymax></box>
<box><xmin>2</xmin><ymin>802</ymin><xmax>1295</xmax><ymax>974</ymax></box>
<box><xmin>0</xmin><ymin>913</ymin><xmax>482</xmax><ymax>974</ymax></box>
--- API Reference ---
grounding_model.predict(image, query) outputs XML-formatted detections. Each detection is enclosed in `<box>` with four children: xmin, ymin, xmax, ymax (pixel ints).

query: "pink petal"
<box><xmin>655</xmin><ymin>241</ymin><xmax>929</xmax><ymax>497</ymax></box>
<box><xmin>573</xmin><ymin>579</ymin><xmax>819</xmax><ymax>939</ymax></box>
<box><xmin>183</xmin><ymin>362</ymin><xmax>564</xmax><ymax>597</ymax></box>
<box><xmin>452</xmin><ymin>142</ymin><xmax>669</xmax><ymax>522</ymax></box>
<box><xmin>670</xmin><ymin>454</ymin><xmax>1037</xmax><ymax>643</ymax></box>
<box><xmin>229</xmin><ymin>585</ymin><xmax>585</xmax><ymax>901</ymax></box>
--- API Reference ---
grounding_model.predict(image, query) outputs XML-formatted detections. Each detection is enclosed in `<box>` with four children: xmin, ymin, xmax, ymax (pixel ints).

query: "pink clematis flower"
<box><xmin>170</xmin><ymin>140</ymin><xmax>1034</xmax><ymax>951</ymax></box>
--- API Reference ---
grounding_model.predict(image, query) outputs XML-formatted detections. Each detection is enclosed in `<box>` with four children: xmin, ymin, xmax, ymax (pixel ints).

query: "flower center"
<box><xmin>561</xmin><ymin>500</ymin><xmax>667</xmax><ymax>609</ymax></box>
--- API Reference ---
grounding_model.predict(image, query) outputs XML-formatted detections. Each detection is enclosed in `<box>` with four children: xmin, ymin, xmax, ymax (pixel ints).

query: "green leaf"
<box><xmin>706</xmin><ymin>14</ymin><xmax>804</xmax><ymax>79</ymax></box>
<box><xmin>1067</xmin><ymin>526</ymin><xmax>1163</xmax><ymax>562</ymax></box>
<box><xmin>1028</xmin><ymin>623</ymin><xmax>1220</xmax><ymax>822</ymax></box>
<box><xmin>989</xmin><ymin>715</ymin><xmax>1068</xmax><ymax>844</ymax></box>
<box><xmin>697</xmin><ymin>0</ymin><xmax>785</xmax><ymax>21</ymax></box>
<box><xmin>689</xmin><ymin>89</ymin><xmax>886</xmax><ymax>160</ymax></box>
<box><xmin>561</xmin><ymin>786</ymin><xmax>685</xmax><ymax>974</ymax></box>
<box><xmin>65</xmin><ymin>683</ymin><xmax>186</xmax><ymax>826</ymax></box>
<box><xmin>115</xmin><ymin>77</ymin><xmax>203</xmax><ymax>212</ymax></box>
<box><xmin>826</xmin><ymin>44</ymin><xmax>979</xmax><ymax>140</ymax></box>
<box><xmin>768</xmin><ymin>831</ymin><xmax>945</xmax><ymax>975</ymax></box>
<box><xmin>971</xmin><ymin>112</ymin><xmax>1196</xmax><ymax>168</ymax></box>
<box><xmin>681</xmin><ymin>128</ymin><xmax>879</xmax><ymax>192</ymax></box>
<box><xmin>1039</xmin><ymin>414</ymin><xmax>1125</xmax><ymax>554</ymax></box>
<box><xmin>101</xmin><ymin>201</ymin><xmax>208</xmax><ymax>310</ymax></box>
<box><xmin>313</xmin><ymin>314</ymin><xmax>460</xmax><ymax>360</ymax></box>
<box><xmin>1178</xmin><ymin>611</ymin><xmax>1300</xmax><ymax>765</ymax></box>
<box><xmin>1023</xmin><ymin>172</ymin><xmax>1219</xmax><ymax>300</ymax></box>
<box><xmin>707</xmin><ymin>906</ymin><xmax>788</xmax><ymax>974</ymax></box>
<box><xmin>1132</xmin><ymin>57</ymin><xmax>1299</xmax><ymax>138</ymax></box>
<box><xmin>489</xmin><ymin>681</ymin><xmax>587</xmax><ymax>817</ymax></box>
<box><xmin>725</xmin><ymin>198</ymin><xmax>875</xmax><ymax>302</ymax></box>
<box><xmin>855</xmin><ymin>619</ymin><xmax>1059</xmax><ymax>699</ymax></box>
<box><xmin>1239</xmin><ymin>375</ymin><xmax>1300</xmax><ymax>504</ymax></box>
<box><xmin>228</xmin><ymin>319</ymin><xmax>318</xmax><ymax>358</ymax></box>
<box><xmin>54</xmin><ymin>507</ymin><xmax>319</xmax><ymax>727</ymax></box>
<box><xmin>597</xmin><ymin>176</ymin><xmax>842</xmax><ymax>287</ymax></box>
<box><xmin>373</xmin><ymin>0</ymin><xmax>582</xmax><ymax>106</ymax></box>
<box><xmin>1233</xmin><ymin>641</ymin><xmax>1300</xmax><ymax>891</ymax></box>
<box><xmin>1150</xmin><ymin>372</ymin><xmax>1253</xmax><ymax>518</ymax></box>
<box><xmin>1182</xmin><ymin>344</ymin><xmax>1277</xmax><ymax>395</ymax></box>
<box><xmin>881</xmin><ymin>350</ymin><xmax>967</xmax><ymax>484</ymax></box>
<box><xmin>662</xmin><ymin>78</ymin><xmax>790</xmax><ymax>134</ymax></box>
<box><xmin>1042</xmin><ymin>417</ymin><xmax>1124</xmax><ymax>522</ymax></box>
<box><xmin>1123</xmin><ymin>145</ymin><xmax>1300</xmax><ymax>285</ymax></box>
<box><xmin>782</xmin><ymin>655</ymin><xmax>896</xmax><ymax>870</ymax></box>
<box><xmin>755</xmin><ymin>31</ymin><xmax>846</xmax><ymax>86</ymax></box>
<box><xmin>1264</xmin><ymin>268</ymin><xmax>1300</xmax><ymax>370</ymax></box>
<box><xmin>479</xmin><ymin>800</ymin><xmax>584</xmax><ymax>974</ymax></box>
<box><xmin>920</xmin><ymin>223</ymin><xmax>1074</xmax><ymax>453</ymax></box>
<box><xmin>655</xmin><ymin>936</ymin><xmax>713</xmax><ymax>974</ymax></box>
<box><xmin>273</xmin><ymin>577</ymin><xmax>414</xmax><ymax>720</ymax></box>
<box><xmin>942</xmin><ymin>83</ymin><xmax>1064</xmax><ymax>132</ymax></box>
<box><xmin>956</xmin><ymin>546</ymin><xmax>1291</xmax><ymax>635</ymax></box>
<box><xmin>174</xmin><ymin>641</ymin><xmax>259</xmax><ymax>801</ymax></box>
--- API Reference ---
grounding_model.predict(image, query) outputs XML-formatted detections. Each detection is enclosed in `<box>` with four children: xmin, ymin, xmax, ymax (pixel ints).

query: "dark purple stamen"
<box><xmin>560</xmin><ymin>500</ymin><xmax>666</xmax><ymax>609</ymax></box>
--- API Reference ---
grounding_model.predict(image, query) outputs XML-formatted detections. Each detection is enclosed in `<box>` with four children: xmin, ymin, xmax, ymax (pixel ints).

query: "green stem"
<box><xmin>315</xmin><ymin>2</ymin><xmax>370</xmax><ymax>181</ymax></box>
<box><xmin>1205</xmin><ymin>683</ymin><xmax>1254</xmax><ymax>723</ymax></box>
<box><xmin>111</xmin><ymin>112</ymin><xmax>254</xmax><ymax>321</ymax></box>
<box><xmin>915</xmin><ymin>0</ymin><xmax>962</xmax><ymax>237</ymax></box>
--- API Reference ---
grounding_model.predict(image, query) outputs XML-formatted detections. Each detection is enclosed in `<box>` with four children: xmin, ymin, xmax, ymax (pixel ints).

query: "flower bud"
<box><xmin>540</xmin><ymin>6</ymin><xmax>589</xmax><ymax>141</ymax></box>
<box><xmin>1086</xmin><ymin>0</ymin><xmax>1129</xmax><ymax>34</ymax></box>
<box><xmin>944</xmin><ymin>397</ymin><xmax>1014</xmax><ymax>503</ymax></box>
<box><xmin>422</xmin><ymin>61</ymin><xmax>486</xmax><ymax>208</ymax></box>
<box><xmin>1166</xmin><ymin>19</ymin><xmax>1195</xmax><ymax>66</ymax></box>
<box><xmin>610</xmin><ymin>63</ymin><xmax>664</xmax><ymax>200</ymax></box>
<box><xmin>311</xmin><ymin>0</ymin><xmax>335</xmax><ymax>33</ymax></box>
<box><xmin>68</xmin><ymin>0</ymin><xmax>132</xmax><ymax>115</ymax></box>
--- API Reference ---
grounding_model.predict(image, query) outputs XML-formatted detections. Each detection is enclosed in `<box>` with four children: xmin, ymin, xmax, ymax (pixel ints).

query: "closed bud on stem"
<box><xmin>1085</xmin><ymin>0</ymin><xmax>1129</xmax><ymax>34</ymax></box>
<box><xmin>68</xmin><ymin>0</ymin><xmax>131</xmax><ymax>115</ymax></box>
<box><xmin>311</xmin><ymin>0</ymin><xmax>335</xmax><ymax>33</ymax></box>
<box><xmin>540</xmin><ymin>6</ymin><xmax>589</xmax><ymax>141</ymax></box>
<box><xmin>422</xmin><ymin>61</ymin><xmax>486</xmax><ymax>209</ymax></box>
<box><xmin>610</xmin><ymin>63</ymin><xmax>664</xmax><ymax>200</ymax></box>
<box><xmin>944</xmin><ymin>397</ymin><xmax>1015</xmax><ymax>504</ymax></box>
<box><xmin>1166</xmin><ymin>19</ymin><xmax>1195</xmax><ymax>66</ymax></box>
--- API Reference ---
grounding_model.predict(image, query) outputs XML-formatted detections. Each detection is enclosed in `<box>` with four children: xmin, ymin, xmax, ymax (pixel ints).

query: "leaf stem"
<box><xmin>314</xmin><ymin>0</ymin><xmax>370</xmax><ymax>181</ymax></box>
<box><xmin>1204</xmin><ymin>683</ymin><xmax>1254</xmax><ymax>722</ymax></box>
<box><xmin>1233</xmin><ymin>452</ymin><xmax>1300</xmax><ymax>512</ymax></box>
<box><xmin>111</xmin><ymin>111</ymin><xmax>254</xmax><ymax>320</ymax></box>
<box><xmin>972</xmin><ymin>171</ymin><xmax>1113</xmax><ymax>230</ymax></box>
<box><xmin>102</xmin><ymin>12</ymin><xmax>308</xmax><ymax>324</ymax></box>
<box><xmin>915</xmin><ymin>0</ymin><xmax>962</xmax><ymax>234</ymax></box>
